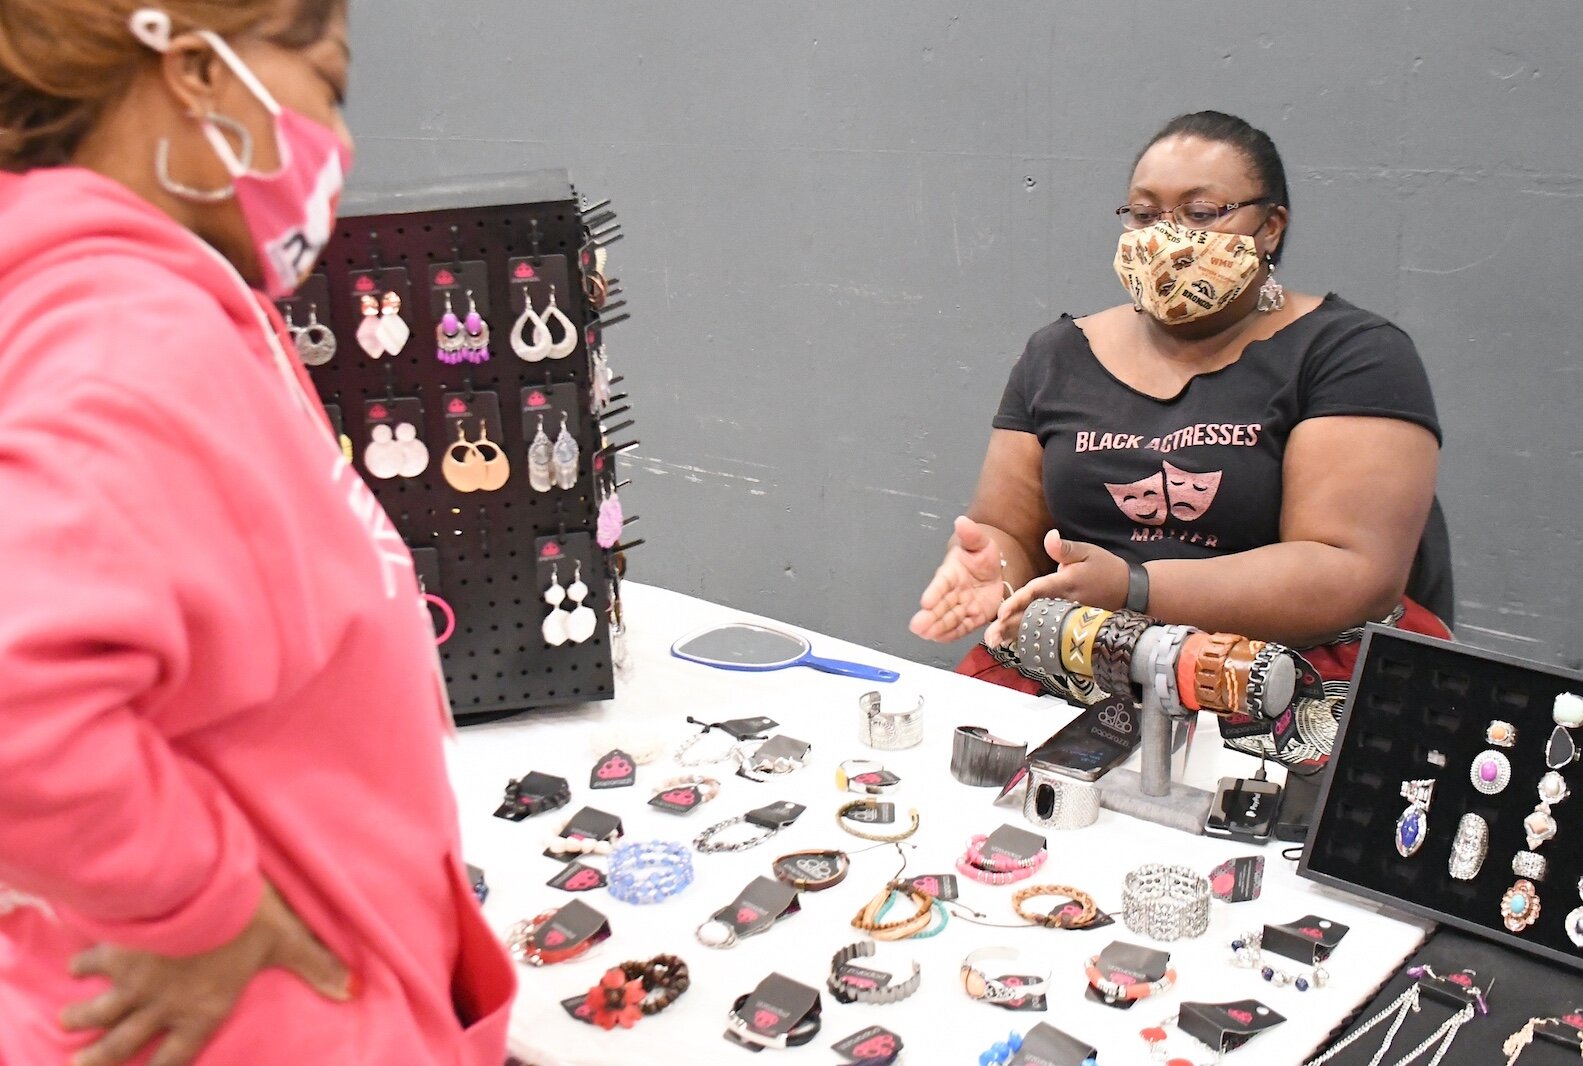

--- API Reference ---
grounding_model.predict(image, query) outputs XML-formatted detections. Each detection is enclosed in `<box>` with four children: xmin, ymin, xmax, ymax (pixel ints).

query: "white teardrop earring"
<box><xmin>510</xmin><ymin>284</ymin><xmax>552</xmax><ymax>362</ymax></box>
<box><xmin>542</xmin><ymin>286</ymin><xmax>578</xmax><ymax>359</ymax></box>
<box><xmin>542</xmin><ymin>565</ymin><xmax>569</xmax><ymax>647</ymax></box>
<box><xmin>551</xmin><ymin>413</ymin><xmax>580</xmax><ymax>490</ymax></box>
<box><xmin>528</xmin><ymin>415</ymin><xmax>554</xmax><ymax>493</ymax></box>
<box><xmin>565</xmin><ymin>562</ymin><xmax>597</xmax><ymax>644</ymax></box>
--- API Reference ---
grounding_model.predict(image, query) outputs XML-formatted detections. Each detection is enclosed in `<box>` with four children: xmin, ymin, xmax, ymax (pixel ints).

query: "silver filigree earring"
<box><xmin>1257</xmin><ymin>254</ymin><xmax>1285</xmax><ymax>313</ymax></box>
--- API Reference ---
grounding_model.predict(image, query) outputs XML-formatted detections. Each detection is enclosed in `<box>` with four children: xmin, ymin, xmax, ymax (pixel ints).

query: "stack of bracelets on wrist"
<box><xmin>826</xmin><ymin>942</ymin><xmax>922</xmax><ymax>1005</ymax></box>
<box><xmin>873</xmin><ymin>887</ymin><xmax>948</xmax><ymax>939</ymax></box>
<box><xmin>544</xmin><ymin>818</ymin><xmax>622</xmax><ymax>857</ymax></box>
<box><xmin>956</xmin><ymin>834</ymin><xmax>1048</xmax><ymax>885</ymax></box>
<box><xmin>1011</xmin><ymin>884</ymin><xmax>1101</xmax><ymax>930</ymax></box>
<box><xmin>694</xmin><ymin>814</ymin><xmax>783</xmax><ymax>853</ymax></box>
<box><xmin>836</xmin><ymin>799</ymin><xmax>921</xmax><ymax>842</ymax></box>
<box><xmin>1228</xmin><ymin>930</ymin><xmax>1330</xmax><ymax>991</ymax></box>
<box><xmin>852</xmin><ymin>882</ymin><xmax>936</xmax><ymax>941</ymax></box>
<box><xmin>1121</xmin><ymin>864</ymin><xmax>1211</xmax><ymax>941</ymax></box>
<box><xmin>607</xmin><ymin>841</ymin><xmax>694</xmax><ymax>904</ymax></box>
<box><xmin>650</xmin><ymin>775</ymin><xmax>721</xmax><ymax>806</ymax></box>
<box><xmin>858</xmin><ymin>690</ymin><xmax>925</xmax><ymax>750</ymax></box>
<box><xmin>1084</xmin><ymin>953</ymin><xmax>1177</xmax><ymax>1004</ymax></box>
<box><xmin>1091</xmin><ymin>609</ymin><xmax>1154</xmax><ymax>697</ymax></box>
<box><xmin>581</xmin><ymin>955</ymin><xmax>690</xmax><ymax>1029</ymax></box>
<box><xmin>507</xmin><ymin>911</ymin><xmax>599</xmax><ymax>967</ymax></box>
<box><xmin>726</xmin><ymin>992</ymin><xmax>823</xmax><ymax>1049</ymax></box>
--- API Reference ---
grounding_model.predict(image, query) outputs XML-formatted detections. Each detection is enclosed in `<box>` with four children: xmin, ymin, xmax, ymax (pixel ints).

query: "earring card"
<box><xmin>441</xmin><ymin>390</ymin><xmax>503</xmax><ymax>445</ymax></box>
<box><xmin>428</xmin><ymin>260</ymin><xmax>492</xmax><ymax>318</ymax></box>
<box><xmin>520</xmin><ymin>383</ymin><xmax>581</xmax><ymax>443</ymax></box>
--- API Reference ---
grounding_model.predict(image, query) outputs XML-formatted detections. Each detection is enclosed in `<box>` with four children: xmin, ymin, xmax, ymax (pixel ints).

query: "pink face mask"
<box><xmin>131</xmin><ymin>10</ymin><xmax>353</xmax><ymax>299</ymax></box>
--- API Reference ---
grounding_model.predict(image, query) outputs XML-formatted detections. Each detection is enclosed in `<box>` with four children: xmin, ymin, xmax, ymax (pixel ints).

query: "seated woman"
<box><xmin>911</xmin><ymin>111</ymin><xmax>1450</xmax><ymax>765</ymax></box>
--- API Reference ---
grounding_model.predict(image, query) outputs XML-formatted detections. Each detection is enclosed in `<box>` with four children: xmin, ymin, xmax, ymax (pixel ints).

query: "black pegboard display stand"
<box><xmin>277</xmin><ymin>171</ymin><xmax>629</xmax><ymax>723</ymax></box>
<box><xmin>1301</xmin><ymin>625</ymin><xmax>1583</xmax><ymax>972</ymax></box>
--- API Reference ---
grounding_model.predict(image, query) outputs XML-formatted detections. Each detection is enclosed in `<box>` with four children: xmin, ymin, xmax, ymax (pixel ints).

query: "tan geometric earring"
<box><xmin>442</xmin><ymin>423</ymin><xmax>486</xmax><ymax>492</ymax></box>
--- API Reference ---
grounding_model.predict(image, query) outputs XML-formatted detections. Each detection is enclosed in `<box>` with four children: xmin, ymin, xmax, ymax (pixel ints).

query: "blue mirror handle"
<box><xmin>801</xmin><ymin>654</ymin><xmax>899</xmax><ymax>683</ymax></box>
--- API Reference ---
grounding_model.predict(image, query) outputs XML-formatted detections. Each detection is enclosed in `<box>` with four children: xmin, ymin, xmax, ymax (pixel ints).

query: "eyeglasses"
<box><xmin>1115</xmin><ymin>197</ymin><xmax>1275</xmax><ymax>230</ymax></box>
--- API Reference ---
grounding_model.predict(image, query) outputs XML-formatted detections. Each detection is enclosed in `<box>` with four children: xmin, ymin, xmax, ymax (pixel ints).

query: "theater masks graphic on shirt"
<box><xmin>1106</xmin><ymin>461</ymin><xmax>1223</xmax><ymax>527</ymax></box>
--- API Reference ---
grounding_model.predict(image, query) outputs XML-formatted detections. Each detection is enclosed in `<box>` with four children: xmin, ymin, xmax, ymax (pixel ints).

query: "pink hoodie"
<box><xmin>0</xmin><ymin>168</ymin><xmax>514</xmax><ymax>1064</ymax></box>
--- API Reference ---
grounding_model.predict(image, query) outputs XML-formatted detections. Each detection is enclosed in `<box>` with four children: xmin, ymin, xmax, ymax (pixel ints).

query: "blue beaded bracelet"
<box><xmin>978</xmin><ymin>1031</ymin><xmax>1022</xmax><ymax>1066</ymax></box>
<box><xmin>875</xmin><ymin>888</ymin><xmax>948</xmax><ymax>938</ymax></box>
<box><xmin>608</xmin><ymin>840</ymin><xmax>694</xmax><ymax>905</ymax></box>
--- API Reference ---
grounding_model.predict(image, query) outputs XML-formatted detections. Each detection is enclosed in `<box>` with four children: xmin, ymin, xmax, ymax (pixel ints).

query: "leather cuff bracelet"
<box><xmin>827</xmin><ymin>941</ymin><xmax>921</xmax><ymax>1005</ymax></box>
<box><xmin>1092</xmin><ymin>609</ymin><xmax>1153</xmax><ymax>698</ymax></box>
<box><xmin>1022</xmin><ymin>767</ymin><xmax>1101</xmax><ymax>831</ymax></box>
<box><xmin>960</xmin><ymin>947</ymin><xmax>1048</xmax><ymax>1002</ymax></box>
<box><xmin>726</xmin><ymin>992</ymin><xmax>822</xmax><ymax>1049</ymax></box>
<box><xmin>1013</xmin><ymin>597</ymin><xmax>1080</xmax><ymax>682</ymax></box>
<box><xmin>952</xmin><ymin>726</ymin><xmax>1028</xmax><ymax>787</ymax></box>
<box><xmin>1192</xmin><ymin>632</ymin><xmax>1242</xmax><ymax>713</ymax></box>
<box><xmin>1121</xmin><ymin>863</ymin><xmax>1211</xmax><ymax>941</ymax></box>
<box><xmin>858</xmin><ymin>690</ymin><xmax>924</xmax><ymax>750</ymax></box>
<box><xmin>1059</xmin><ymin>606</ymin><xmax>1113</xmax><ymax>679</ymax></box>
<box><xmin>772</xmin><ymin>849</ymin><xmax>850</xmax><ymax>892</ymax></box>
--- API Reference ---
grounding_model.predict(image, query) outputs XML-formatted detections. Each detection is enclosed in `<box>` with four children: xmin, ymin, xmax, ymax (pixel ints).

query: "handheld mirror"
<box><xmin>671</xmin><ymin>623</ymin><xmax>900</xmax><ymax>683</ymax></box>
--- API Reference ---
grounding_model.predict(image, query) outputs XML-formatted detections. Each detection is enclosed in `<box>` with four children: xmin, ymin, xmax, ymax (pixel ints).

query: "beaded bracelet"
<box><xmin>1011</xmin><ymin>884</ymin><xmax>1100</xmax><ymax>929</ymax></box>
<box><xmin>1084</xmin><ymin>954</ymin><xmax>1177</xmax><ymax>1003</ymax></box>
<box><xmin>978</xmin><ymin>1031</ymin><xmax>1024</xmax><ymax>1066</ymax></box>
<box><xmin>506</xmin><ymin>910</ymin><xmax>600</xmax><ymax>966</ymax></box>
<box><xmin>1228</xmin><ymin>930</ymin><xmax>1331</xmax><ymax>991</ymax></box>
<box><xmin>545</xmin><ymin>817</ymin><xmax>622</xmax><ymax>857</ymax></box>
<box><xmin>607</xmin><ymin>841</ymin><xmax>694</xmax><ymax>904</ymax></box>
<box><xmin>874</xmin><ymin>888</ymin><xmax>948</xmax><ymax>939</ymax></box>
<box><xmin>956</xmin><ymin>834</ymin><xmax>1049</xmax><ymax>885</ymax></box>
<box><xmin>581</xmin><ymin>954</ymin><xmax>690</xmax><ymax>1029</ymax></box>
<box><xmin>837</xmin><ymin>799</ymin><xmax>921</xmax><ymax>842</ymax></box>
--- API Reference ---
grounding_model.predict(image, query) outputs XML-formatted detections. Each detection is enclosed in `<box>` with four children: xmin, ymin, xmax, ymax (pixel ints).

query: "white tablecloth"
<box><xmin>448</xmin><ymin>583</ymin><xmax>1428</xmax><ymax>1066</ymax></box>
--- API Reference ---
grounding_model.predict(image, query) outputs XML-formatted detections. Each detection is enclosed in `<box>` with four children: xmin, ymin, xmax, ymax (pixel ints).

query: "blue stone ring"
<box><xmin>1395</xmin><ymin>778</ymin><xmax>1436</xmax><ymax>858</ymax></box>
<box><xmin>1502</xmin><ymin>878</ymin><xmax>1541</xmax><ymax>933</ymax></box>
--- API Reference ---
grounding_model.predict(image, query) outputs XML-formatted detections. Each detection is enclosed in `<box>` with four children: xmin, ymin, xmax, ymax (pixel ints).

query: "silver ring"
<box><xmin>1513</xmin><ymin>851</ymin><xmax>1548</xmax><ymax>881</ymax></box>
<box><xmin>1567</xmin><ymin>906</ymin><xmax>1583</xmax><ymax>948</ymax></box>
<box><xmin>1448</xmin><ymin>813</ymin><xmax>1489</xmax><ymax>881</ymax></box>
<box><xmin>1524</xmin><ymin>806</ymin><xmax>1559</xmax><ymax>851</ymax></box>
<box><xmin>1539</xmin><ymin>771</ymin><xmax>1572</xmax><ymax>807</ymax></box>
<box><xmin>1485</xmin><ymin>720</ymin><xmax>1517</xmax><ymax>748</ymax></box>
<box><xmin>1470</xmin><ymin>750</ymin><xmax>1511</xmax><ymax>795</ymax></box>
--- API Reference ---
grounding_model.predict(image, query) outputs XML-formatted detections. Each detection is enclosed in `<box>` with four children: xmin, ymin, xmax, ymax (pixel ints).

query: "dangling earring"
<box><xmin>474</xmin><ymin>421</ymin><xmax>511</xmax><ymax>491</ymax></box>
<box><xmin>296</xmin><ymin>304</ymin><xmax>337</xmax><ymax>366</ymax></box>
<box><xmin>542</xmin><ymin>565</ymin><xmax>569</xmax><ymax>647</ymax></box>
<box><xmin>442</xmin><ymin>423</ymin><xmax>485</xmax><ymax>493</ymax></box>
<box><xmin>378</xmin><ymin>291</ymin><xmax>412</xmax><ymax>355</ymax></box>
<box><xmin>363</xmin><ymin>424</ymin><xmax>403</xmax><ymax>480</ymax></box>
<box><xmin>462</xmin><ymin>290</ymin><xmax>491</xmax><ymax>364</ymax></box>
<box><xmin>597</xmin><ymin>486</ymin><xmax>624</xmax><ymax>549</ymax></box>
<box><xmin>528</xmin><ymin>415</ymin><xmax>554</xmax><ymax>492</ymax></box>
<box><xmin>551</xmin><ymin>412</ymin><xmax>580</xmax><ymax>490</ymax></box>
<box><xmin>436</xmin><ymin>293</ymin><xmax>466</xmax><ymax>364</ymax></box>
<box><xmin>1257</xmin><ymin>254</ymin><xmax>1285</xmax><ymax>313</ymax></box>
<box><xmin>356</xmin><ymin>293</ymin><xmax>384</xmax><ymax>358</ymax></box>
<box><xmin>591</xmin><ymin>344</ymin><xmax>614</xmax><ymax>410</ymax></box>
<box><xmin>511</xmin><ymin>285</ymin><xmax>552</xmax><ymax>362</ymax></box>
<box><xmin>154</xmin><ymin>112</ymin><xmax>251</xmax><ymax>203</ymax></box>
<box><xmin>540</xmin><ymin>286</ymin><xmax>578</xmax><ymax>360</ymax></box>
<box><xmin>394</xmin><ymin>422</ymin><xmax>430</xmax><ymax>478</ymax></box>
<box><xmin>565</xmin><ymin>562</ymin><xmax>597</xmax><ymax>644</ymax></box>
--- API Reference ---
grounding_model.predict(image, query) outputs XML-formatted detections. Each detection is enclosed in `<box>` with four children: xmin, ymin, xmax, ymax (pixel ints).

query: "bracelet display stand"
<box><xmin>277</xmin><ymin>170</ymin><xmax>635</xmax><ymax>723</ymax></box>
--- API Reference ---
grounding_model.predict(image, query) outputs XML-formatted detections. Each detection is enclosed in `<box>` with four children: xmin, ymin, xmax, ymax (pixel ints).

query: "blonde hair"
<box><xmin>0</xmin><ymin>0</ymin><xmax>339</xmax><ymax>172</ymax></box>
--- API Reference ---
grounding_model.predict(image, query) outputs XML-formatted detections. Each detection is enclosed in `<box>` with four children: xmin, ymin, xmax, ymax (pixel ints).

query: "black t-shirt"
<box><xmin>993</xmin><ymin>294</ymin><xmax>1454</xmax><ymax>624</ymax></box>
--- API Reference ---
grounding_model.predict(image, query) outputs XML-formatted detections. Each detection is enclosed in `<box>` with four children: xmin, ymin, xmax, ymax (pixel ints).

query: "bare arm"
<box><xmin>989</xmin><ymin>415</ymin><xmax>1439</xmax><ymax>648</ymax></box>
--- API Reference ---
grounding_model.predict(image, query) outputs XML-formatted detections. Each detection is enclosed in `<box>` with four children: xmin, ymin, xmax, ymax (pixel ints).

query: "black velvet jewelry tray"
<box><xmin>1299</xmin><ymin>626</ymin><xmax>1583</xmax><ymax>972</ymax></box>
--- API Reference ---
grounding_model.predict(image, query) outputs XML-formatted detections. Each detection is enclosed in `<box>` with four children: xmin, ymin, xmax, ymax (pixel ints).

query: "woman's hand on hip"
<box><xmin>984</xmin><ymin>531</ymin><xmax>1130</xmax><ymax>647</ymax></box>
<box><xmin>61</xmin><ymin>881</ymin><xmax>354</xmax><ymax>1066</ymax></box>
<box><xmin>910</xmin><ymin>516</ymin><xmax>1007</xmax><ymax>643</ymax></box>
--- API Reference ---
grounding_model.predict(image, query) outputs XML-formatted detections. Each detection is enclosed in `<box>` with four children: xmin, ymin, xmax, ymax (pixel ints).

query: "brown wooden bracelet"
<box><xmin>1011</xmin><ymin>883</ymin><xmax>1100</xmax><ymax>929</ymax></box>
<box><xmin>1192</xmin><ymin>632</ymin><xmax>1243</xmax><ymax>712</ymax></box>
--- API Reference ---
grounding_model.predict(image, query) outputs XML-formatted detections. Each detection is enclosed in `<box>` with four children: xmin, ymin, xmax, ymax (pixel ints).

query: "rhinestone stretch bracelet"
<box><xmin>1121</xmin><ymin>864</ymin><xmax>1211</xmax><ymax>942</ymax></box>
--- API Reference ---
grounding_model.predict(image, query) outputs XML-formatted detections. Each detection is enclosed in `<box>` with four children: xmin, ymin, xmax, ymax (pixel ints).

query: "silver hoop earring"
<box><xmin>154</xmin><ymin>113</ymin><xmax>253</xmax><ymax>204</ymax></box>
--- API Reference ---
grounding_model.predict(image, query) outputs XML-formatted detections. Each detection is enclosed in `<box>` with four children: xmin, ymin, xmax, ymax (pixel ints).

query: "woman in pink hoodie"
<box><xmin>0</xmin><ymin>2</ymin><xmax>514</xmax><ymax>1063</ymax></box>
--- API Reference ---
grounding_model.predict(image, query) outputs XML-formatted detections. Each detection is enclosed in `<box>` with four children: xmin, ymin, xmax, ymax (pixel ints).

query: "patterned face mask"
<box><xmin>1113</xmin><ymin>220</ymin><xmax>1262</xmax><ymax>323</ymax></box>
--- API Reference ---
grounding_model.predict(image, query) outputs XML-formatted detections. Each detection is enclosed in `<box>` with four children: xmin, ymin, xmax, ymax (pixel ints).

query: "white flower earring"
<box><xmin>527</xmin><ymin>415</ymin><xmax>554</xmax><ymax>493</ymax></box>
<box><xmin>394</xmin><ymin>422</ymin><xmax>430</xmax><ymax>478</ymax></box>
<box><xmin>363</xmin><ymin>424</ymin><xmax>403</xmax><ymax>480</ymax></box>
<box><xmin>565</xmin><ymin>563</ymin><xmax>597</xmax><ymax>644</ymax></box>
<box><xmin>510</xmin><ymin>284</ymin><xmax>552</xmax><ymax>362</ymax></box>
<box><xmin>542</xmin><ymin>566</ymin><xmax>569</xmax><ymax>647</ymax></box>
<box><xmin>551</xmin><ymin>412</ymin><xmax>580</xmax><ymax>490</ymax></box>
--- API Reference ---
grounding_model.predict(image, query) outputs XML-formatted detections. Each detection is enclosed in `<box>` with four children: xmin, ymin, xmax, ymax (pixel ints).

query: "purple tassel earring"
<box><xmin>463</xmin><ymin>290</ymin><xmax>491</xmax><ymax>363</ymax></box>
<box><xmin>436</xmin><ymin>292</ymin><xmax>466</xmax><ymax>364</ymax></box>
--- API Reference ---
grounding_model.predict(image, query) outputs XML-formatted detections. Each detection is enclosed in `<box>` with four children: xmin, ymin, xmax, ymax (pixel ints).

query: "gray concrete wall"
<box><xmin>347</xmin><ymin>1</ymin><xmax>1583</xmax><ymax>671</ymax></box>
